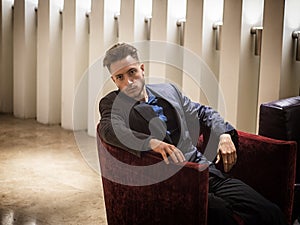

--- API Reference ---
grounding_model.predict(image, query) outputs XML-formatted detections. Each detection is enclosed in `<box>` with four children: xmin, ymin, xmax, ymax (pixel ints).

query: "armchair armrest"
<box><xmin>97</xmin><ymin>136</ymin><xmax>209</xmax><ymax>225</ymax></box>
<box><xmin>229</xmin><ymin>131</ymin><xmax>297</xmax><ymax>224</ymax></box>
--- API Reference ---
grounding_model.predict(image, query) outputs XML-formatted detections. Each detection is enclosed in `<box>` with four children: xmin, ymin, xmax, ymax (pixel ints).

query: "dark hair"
<box><xmin>103</xmin><ymin>43</ymin><xmax>139</xmax><ymax>72</ymax></box>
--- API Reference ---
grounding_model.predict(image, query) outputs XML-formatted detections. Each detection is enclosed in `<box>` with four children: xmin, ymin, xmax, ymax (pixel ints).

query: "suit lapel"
<box><xmin>133</xmin><ymin>103</ymin><xmax>157</xmax><ymax>122</ymax></box>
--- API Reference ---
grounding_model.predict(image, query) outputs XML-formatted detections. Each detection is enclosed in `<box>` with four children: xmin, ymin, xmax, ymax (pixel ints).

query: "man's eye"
<box><xmin>128</xmin><ymin>69</ymin><xmax>137</xmax><ymax>75</ymax></box>
<box><xmin>116</xmin><ymin>75</ymin><xmax>123</xmax><ymax>80</ymax></box>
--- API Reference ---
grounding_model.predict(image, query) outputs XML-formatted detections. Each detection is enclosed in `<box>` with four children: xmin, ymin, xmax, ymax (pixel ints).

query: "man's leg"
<box><xmin>208</xmin><ymin>176</ymin><xmax>288</xmax><ymax>225</ymax></box>
<box><xmin>207</xmin><ymin>192</ymin><xmax>239</xmax><ymax>225</ymax></box>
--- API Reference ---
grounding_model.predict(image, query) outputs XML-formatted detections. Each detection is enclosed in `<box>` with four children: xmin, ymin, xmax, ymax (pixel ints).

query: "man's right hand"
<box><xmin>149</xmin><ymin>139</ymin><xmax>186</xmax><ymax>164</ymax></box>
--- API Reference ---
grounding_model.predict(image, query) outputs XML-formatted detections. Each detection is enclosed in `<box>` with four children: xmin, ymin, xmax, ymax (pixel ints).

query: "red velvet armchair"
<box><xmin>97</xmin><ymin>125</ymin><xmax>297</xmax><ymax>225</ymax></box>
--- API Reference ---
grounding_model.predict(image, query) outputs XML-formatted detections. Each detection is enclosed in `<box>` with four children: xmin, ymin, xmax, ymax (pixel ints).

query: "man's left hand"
<box><xmin>215</xmin><ymin>134</ymin><xmax>237</xmax><ymax>172</ymax></box>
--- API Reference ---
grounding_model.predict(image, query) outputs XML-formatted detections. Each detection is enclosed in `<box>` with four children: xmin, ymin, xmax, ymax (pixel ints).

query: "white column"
<box><xmin>37</xmin><ymin>0</ymin><xmax>63</xmax><ymax>124</ymax></box>
<box><xmin>61</xmin><ymin>0</ymin><xmax>90</xmax><ymax>130</ymax></box>
<box><xmin>13</xmin><ymin>0</ymin><xmax>38</xmax><ymax>118</ymax></box>
<box><xmin>165</xmin><ymin>0</ymin><xmax>186</xmax><ymax>87</ymax></box>
<box><xmin>182</xmin><ymin>0</ymin><xmax>203</xmax><ymax>103</ymax></box>
<box><xmin>218</xmin><ymin>0</ymin><xmax>242</xmax><ymax>126</ymax></box>
<box><xmin>202</xmin><ymin>0</ymin><xmax>223</xmax><ymax>79</ymax></box>
<box><xmin>118</xmin><ymin>0</ymin><xmax>152</xmax><ymax>77</ymax></box>
<box><xmin>149</xmin><ymin>0</ymin><xmax>167</xmax><ymax>79</ymax></box>
<box><xmin>199</xmin><ymin>0</ymin><xmax>224</xmax><ymax>108</ymax></box>
<box><xmin>88</xmin><ymin>0</ymin><xmax>120</xmax><ymax>64</ymax></box>
<box><xmin>257</xmin><ymin>0</ymin><xmax>285</xmax><ymax>105</ymax></box>
<box><xmin>150</xmin><ymin>0</ymin><xmax>186</xmax><ymax>87</ymax></box>
<box><xmin>236</xmin><ymin>0</ymin><xmax>264</xmax><ymax>133</ymax></box>
<box><xmin>0</xmin><ymin>0</ymin><xmax>14</xmax><ymax>113</ymax></box>
<box><xmin>119</xmin><ymin>0</ymin><xmax>134</xmax><ymax>42</ymax></box>
<box><xmin>119</xmin><ymin>0</ymin><xmax>152</xmax><ymax>42</ymax></box>
<box><xmin>87</xmin><ymin>0</ymin><xmax>120</xmax><ymax>136</ymax></box>
<box><xmin>280</xmin><ymin>0</ymin><xmax>300</xmax><ymax>98</ymax></box>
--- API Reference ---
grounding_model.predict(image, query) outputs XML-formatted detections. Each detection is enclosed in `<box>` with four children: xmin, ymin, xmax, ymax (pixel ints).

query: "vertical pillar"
<box><xmin>119</xmin><ymin>0</ymin><xmax>152</xmax><ymax>42</ymax></box>
<box><xmin>165</xmin><ymin>0</ymin><xmax>186</xmax><ymax>87</ymax></box>
<box><xmin>0</xmin><ymin>0</ymin><xmax>14</xmax><ymax>113</ymax></box>
<box><xmin>202</xmin><ymin>0</ymin><xmax>223</xmax><ymax>78</ymax></box>
<box><xmin>200</xmin><ymin>0</ymin><xmax>224</xmax><ymax>108</ymax></box>
<box><xmin>119</xmin><ymin>0</ymin><xmax>134</xmax><ymax>42</ymax></box>
<box><xmin>257</xmin><ymin>0</ymin><xmax>285</xmax><ymax>106</ymax></box>
<box><xmin>218</xmin><ymin>0</ymin><xmax>242</xmax><ymax>126</ymax></box>
<box><xmin>61</xmin><ymin>0</ymin><xmax>90</xmax><ymax>130</ymax></box>
<box><xmin>13</xmin><ymin>0</ymin><xmax>38</xmax><ymax>118</ymax></box>
<box><xmin>280</xmin><ymin>0</ymin><xmax>300</xmax><ymax>98</ymax></box>
<box><xmin>182</xmin><ymin>0</ymin><xmax>203</xmax><ymax>102</ymax></box>
<box><xmin>118</xmin><ymin>0</ymin><xmax>152</xmax><ymax>82</ymax></box>
<box><xmin>88</xmin><ymin>0</ymin><xmax>120</xmax><ymax>64</ymax></box>
<box><xmin>236</xmin><ymin>0</ymin><xmax>264</xmax><ymax>133</ymax></box>
<box><xmin>37</xmin><ymin>0</ymin><xmax>63</xmax><ymax>124</ymax></box>
<box><xmin>87</xmin><ymin>0</ymin><xmax>121</xmax><ymax>136</ymax></box>
<box><xmin>149</xmin><ymin>0</ymin><xmax>168</xmax><ymax>79</ymax></box>
<box><xmin>150</xmin><ymin>0</ymin><xmax>186</xmax><ymax>87</ymax></box>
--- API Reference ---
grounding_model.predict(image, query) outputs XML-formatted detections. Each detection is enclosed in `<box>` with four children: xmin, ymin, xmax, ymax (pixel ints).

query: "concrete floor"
<box><xmin>0</xmin><ymin>114</ymin><xmax>107</xmax><ymax>225</ymax></box>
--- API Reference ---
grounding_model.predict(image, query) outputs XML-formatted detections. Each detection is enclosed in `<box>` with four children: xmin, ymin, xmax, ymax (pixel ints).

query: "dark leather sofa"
<box><xmin>259</xmin><ymin>96</ymin><xmax>300</xmax><ymax>223</ymax></box>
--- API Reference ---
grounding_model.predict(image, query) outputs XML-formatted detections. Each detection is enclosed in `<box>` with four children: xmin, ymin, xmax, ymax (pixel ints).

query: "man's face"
<box><xmin>110</xmin><ymin>55</ymin><xmax>145</xmax><ymax>100</ymax></box>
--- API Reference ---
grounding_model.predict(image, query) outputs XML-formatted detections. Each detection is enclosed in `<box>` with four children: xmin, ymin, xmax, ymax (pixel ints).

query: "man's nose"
<box><xmin>127</xmin><ymin>78</ymin><xmax>134</xmax><ymax>85</ymax></box>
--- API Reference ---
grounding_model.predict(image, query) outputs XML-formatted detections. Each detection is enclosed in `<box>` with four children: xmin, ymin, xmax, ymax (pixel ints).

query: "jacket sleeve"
<box><xmin>98</xmin><ymin>94</ymin><xmax>153</xmax><ymax>156</ymax></box>
<box><xmin>171</xmin><ymin>84</ymin><xmax>238</xmax><ymax>151</ymax></box>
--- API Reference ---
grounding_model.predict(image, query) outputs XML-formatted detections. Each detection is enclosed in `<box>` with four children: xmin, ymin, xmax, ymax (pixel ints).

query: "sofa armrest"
<box><xmin>97</xmin><ymin>137</ymin><xmax>209</xmax><ymax>225</ymax></box>
<box><xmin>229</xmin><ymin>131</ymin><xmax>297</xmax><ymax>224</ymax></box>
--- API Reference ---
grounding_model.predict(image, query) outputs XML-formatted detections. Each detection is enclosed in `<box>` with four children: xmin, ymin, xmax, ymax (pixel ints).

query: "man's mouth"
<box><xmin>125</xmin><ymin>86</ymin><xmax>137</xmax><ymax>93</ymax></box>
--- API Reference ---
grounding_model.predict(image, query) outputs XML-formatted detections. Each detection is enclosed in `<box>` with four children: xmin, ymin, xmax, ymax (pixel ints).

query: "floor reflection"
<box><xmin>0</xmin><ymin>209</ymin><xmax>37</xmax><ymax>225</ymax></box>
<box><xmin>0</xmin><ymin>115</ymin><xmax>107</xmax><ymax>225</ymax></box>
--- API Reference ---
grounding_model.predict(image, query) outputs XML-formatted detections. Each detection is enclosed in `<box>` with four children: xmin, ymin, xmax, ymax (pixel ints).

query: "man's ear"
<box><xmin>140</xmin><ymin>63</ymin><xmax>145</xmax><ymax>74</ymax></box>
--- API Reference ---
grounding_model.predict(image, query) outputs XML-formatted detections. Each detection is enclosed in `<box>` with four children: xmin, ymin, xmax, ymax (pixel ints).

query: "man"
<box><xmin>99</xmin><ymin>43</ymin><xmax>288</xmax><ymax>225</ymax></box>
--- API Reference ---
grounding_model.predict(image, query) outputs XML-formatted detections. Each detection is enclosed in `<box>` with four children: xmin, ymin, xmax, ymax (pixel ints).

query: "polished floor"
<box><xmin>0</xmin><ymin>114</ymin><xmax>107</xmax><ymax>225</ymax></box>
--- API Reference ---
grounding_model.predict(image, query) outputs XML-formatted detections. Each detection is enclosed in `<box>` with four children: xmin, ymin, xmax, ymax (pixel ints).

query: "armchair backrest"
<box><xmin>259</xmin><ymin>96</ymin><xmax>300</xmax><ymax>183</ymax></box>
<box><xmin>96</xmin><ymin>124</ymin><xmax>209</xmax><ymax>225</ymax></box>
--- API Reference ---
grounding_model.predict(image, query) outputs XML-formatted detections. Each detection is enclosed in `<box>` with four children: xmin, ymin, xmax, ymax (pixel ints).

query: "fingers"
<box><xmin>222</xmin><ymin>152</ymin><xmax>236</xmax><ymax>172</ymax></box>
<box><xmin>221</xmin><ymin>149</ymin><xmax>236</xmax><ymax>172</ymax></box>
<box><xmin>149</xmin><ymin>139</ymin><xmax>185</xmax><ymax>164</ymax></box>
<box><xmin>166</xmin><ymin>145</ymin><xmax>186</xmax><ymax>164</ymax></box>
<box><xmin>217</xmin><ymin>134</ymin><xmax>237</xmax><ymax>172</ymax></box>
<box><xmin>160</xmin><ymin>150</ymin><xmax>170</xmax><ymax>164</ymax></box>
<box><xmin>215</xmin><ymin>152</ymin><xmax>221</xmax><ymax>164</ymax></box>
